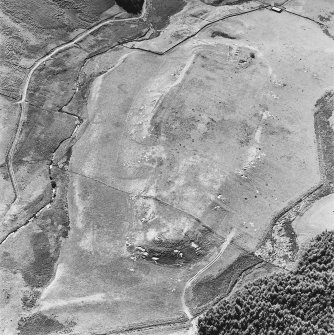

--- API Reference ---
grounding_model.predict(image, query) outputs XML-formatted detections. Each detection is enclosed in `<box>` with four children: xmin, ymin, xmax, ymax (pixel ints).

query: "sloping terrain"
<box><xmin>198</xmin><ymin>231</ymin><xmax>334</xmax><ymax>335</ymax></box>
<box><xmin>0</xmin><ymin>0</ymin><xmax>334</xmax><ymax>334</ymax></box>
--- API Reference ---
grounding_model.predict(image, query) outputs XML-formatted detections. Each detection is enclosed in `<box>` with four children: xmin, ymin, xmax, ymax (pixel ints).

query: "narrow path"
<box><xmin>0</xmin><ymin>2</ymin><xmax>307</xmax><ymax>334</ymax></box>
<box><xmin>6</xmin><ymin>1</ymin><xmax>149</xmax><ymax>202</ymax></box>
<box><xmin>110</xmin><ymin>3</ymin><xmax>333</xmax><ymax>333</ymax></box>
<box><xmin>3</xmin><ymin>1</ymin><xmax>269</xmax><ymax>224</ymax></box>
<box><xmin>181</xmin><ymin>228</ymin><xmax>236</xmax><ymax>320</ymax></box>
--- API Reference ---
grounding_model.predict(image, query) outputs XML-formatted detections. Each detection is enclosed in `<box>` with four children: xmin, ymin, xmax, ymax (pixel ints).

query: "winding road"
<box><xmin>0</xmin><ymin>0</ymin><xmax>269</xmax><ymax>247</ymax></box>
<box><xmin>7</xmin><ymin>0</ymin><xmax>149</xmax><ymax>201</ymax></box>
<box><xmin>181</xmin><ymin>228</ymin><xmax>236</xmax><ymax>320</ymax></box>
<box><xmin>3</xmin><ymin>1</ymin><xmax>322</xmax><ymax>334</ymax></box>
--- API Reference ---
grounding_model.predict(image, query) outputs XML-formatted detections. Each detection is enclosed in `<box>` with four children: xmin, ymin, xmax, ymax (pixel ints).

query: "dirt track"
<box><xmin>181</xmin><ymin>229</ymin><xmax>236</xmax><ymax>319</ymax></box>
<box><xmin>5</xmin><ymin>1</ymin><xmax>149</xmax><ymax>203</ymax></box>
<box><xmin>2</xmin><ymin>1</ymin><xmax>334</xmax><ymax>334</ymax></box>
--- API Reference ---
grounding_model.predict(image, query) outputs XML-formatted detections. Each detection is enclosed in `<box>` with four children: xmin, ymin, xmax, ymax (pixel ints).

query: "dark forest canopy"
<box><xmin>115</xmin><ymin>0</ymin><xmax>144</xmax><ymax>13</ymax></box>
<box><xmin>198</xmin><ymin>231</ymin><xmax>334</xmax><ymax>335</ymax></box>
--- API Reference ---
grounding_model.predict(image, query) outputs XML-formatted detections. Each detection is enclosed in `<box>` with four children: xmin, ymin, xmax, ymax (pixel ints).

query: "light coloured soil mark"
<box><xmin>243</xmin><ymin>109</ymin><xmax>270</xmax><ymax>171</ymax></box>
<box><xmin>37</xmin><ymin>293</ymin><xmax>105</xmax><ymax>312</ymax></box>
<box><xmin>5</xmin><ymin>0</ymin><xmax>149</xmax><ymax>202</ymax></box>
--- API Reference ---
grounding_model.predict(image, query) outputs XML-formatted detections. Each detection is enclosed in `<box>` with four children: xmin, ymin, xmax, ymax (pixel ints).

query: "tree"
<box><xmin>198</xmin><ymin>231</ymin><xmax>334</xmax><ymax>335</ymax></box>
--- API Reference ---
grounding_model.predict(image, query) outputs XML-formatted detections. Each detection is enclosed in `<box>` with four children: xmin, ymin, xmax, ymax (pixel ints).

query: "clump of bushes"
<box><xmin>211</xmin><ymin>31</ymin><xmax>236</xmax><ymax>39</ymax></box>
<box><xmin>198</xmin><ymin>231</ymin><xmax>334</xmax><ymax>335</ymax></box>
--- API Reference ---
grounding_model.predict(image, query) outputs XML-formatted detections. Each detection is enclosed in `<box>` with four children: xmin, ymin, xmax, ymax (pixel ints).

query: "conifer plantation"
<box><xmin>198</xmin><ymin>231</ymin><xmax>334</xmax><ymax>335</ymax></box>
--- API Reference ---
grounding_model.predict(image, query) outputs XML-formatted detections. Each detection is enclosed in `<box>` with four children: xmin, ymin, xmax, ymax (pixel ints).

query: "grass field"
<box><xmin>31</xmin><ymin>6</ymin><xmax>334</xmax><ymax>332</ymax></box>
<box><xmin>1</xmin><ymin>1</ymin><xmax>334</xmax><ymax>334</ymax></box>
